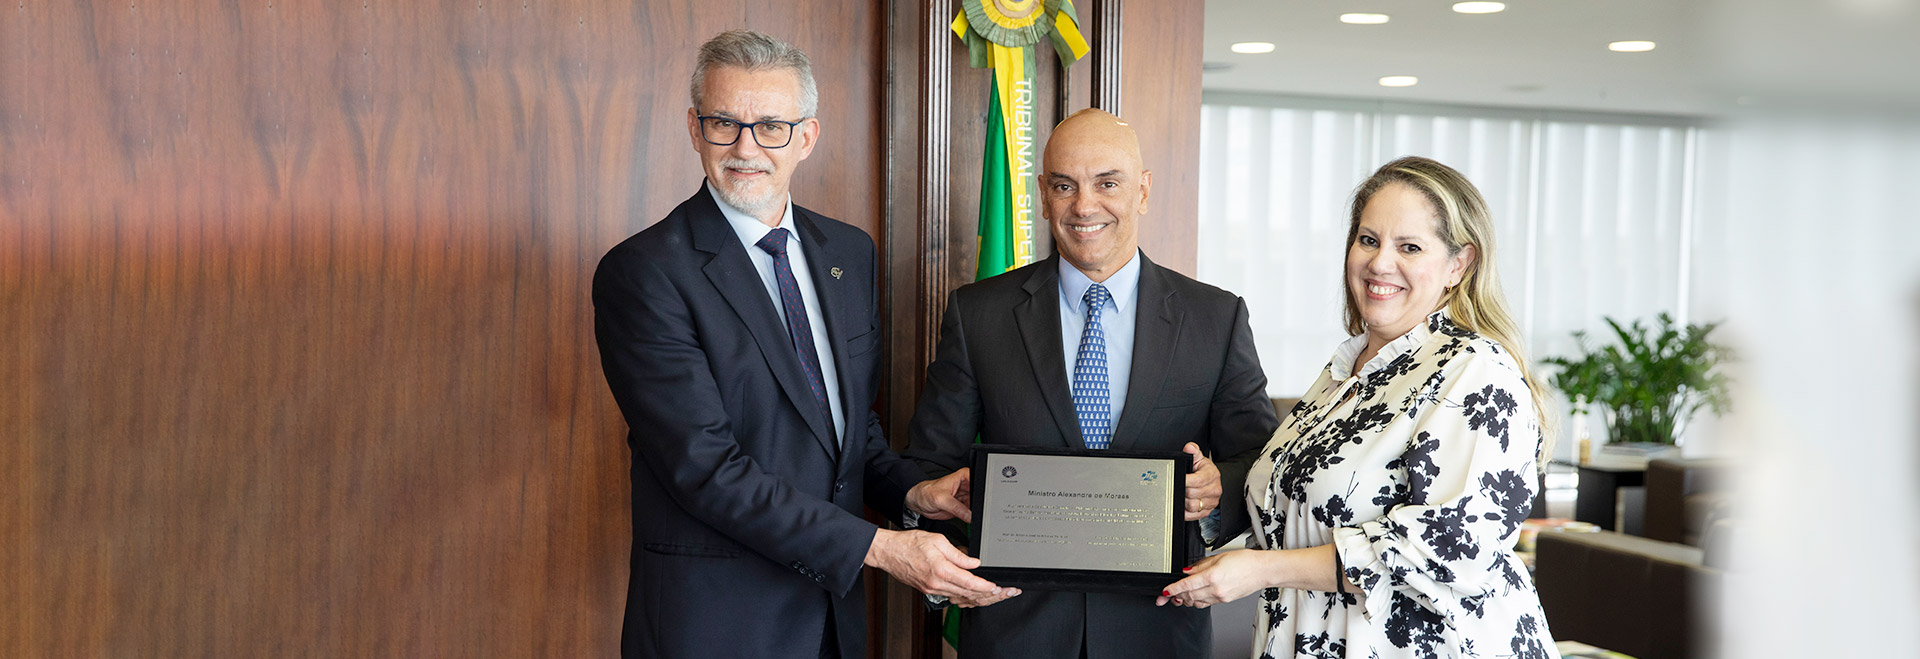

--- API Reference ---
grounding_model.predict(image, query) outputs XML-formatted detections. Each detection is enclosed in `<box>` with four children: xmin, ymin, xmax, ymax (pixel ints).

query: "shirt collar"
<box><xmin>1332</xmin><ymin>309</ymin><xmax>1447</xmax><ymax>379</ymax></box>
<box><xmin>1058</xmin><ymin>250</ymin><xmax>1142</xmax><ymax>313</ymax></box>
<box><xmin>709</xmin><ymin>180</ymin><xmax>797</xmax><ymax>250</ymax></box>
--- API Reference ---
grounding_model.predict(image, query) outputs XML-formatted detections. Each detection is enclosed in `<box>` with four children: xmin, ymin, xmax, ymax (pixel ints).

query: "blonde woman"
<box><xmin>1160</xmin><ymin>157</ymin><xmax>1558</xmax><ymax>658</ymax></box>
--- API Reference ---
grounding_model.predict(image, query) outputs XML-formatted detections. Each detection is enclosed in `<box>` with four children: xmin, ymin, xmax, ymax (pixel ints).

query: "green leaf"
<box><xmin>1541</xmin><ymin>314</ymin><xmax>1734</xmax><ymax>444</ymax></box>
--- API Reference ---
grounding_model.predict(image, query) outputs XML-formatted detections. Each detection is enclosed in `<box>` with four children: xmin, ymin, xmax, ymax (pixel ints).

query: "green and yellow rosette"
<box><xmin>954</xmin><ymin>0</ymin><xmax>1089</xmax><ymax>281</ymax></box>
<box><xmin>956</xmin><ymin>0</ymin><xmax>1089</xmax><ymax>64</ymax></box>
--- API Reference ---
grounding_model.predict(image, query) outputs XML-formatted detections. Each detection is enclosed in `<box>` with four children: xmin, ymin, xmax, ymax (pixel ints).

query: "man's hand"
<box><xmin>906</xmin><ymin>468</ymin><xmax>972</xmax><ymax>523</ymax></box>
<box><xmin>866</xmin><ymin>528</ymin><xmax>1020</xmax><ymax>607</ymax></box>
<box><xmin>1182</xmin><ymin>442</ymin><xmax>1221</xmax><ymax>521</ymax></box>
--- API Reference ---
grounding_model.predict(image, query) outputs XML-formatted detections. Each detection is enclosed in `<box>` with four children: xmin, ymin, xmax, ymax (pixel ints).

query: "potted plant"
<box><xmin>1543</xmin><ymin>313</ymin><xmax>1733</xmax><ymax>449</ymax></box>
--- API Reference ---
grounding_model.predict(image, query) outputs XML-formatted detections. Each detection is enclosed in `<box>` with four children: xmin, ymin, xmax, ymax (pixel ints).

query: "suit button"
<box><xmin>834</xmin><ymin>480</ymin><xmax>846</xmax><ymax>493</ymax></box>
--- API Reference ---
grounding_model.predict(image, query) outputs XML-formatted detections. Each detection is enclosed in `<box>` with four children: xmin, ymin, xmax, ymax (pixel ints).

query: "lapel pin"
<box><xmin>829</xmin><ymin>267</ymin><xmax>843</xmax><ymax>280</ymax></box>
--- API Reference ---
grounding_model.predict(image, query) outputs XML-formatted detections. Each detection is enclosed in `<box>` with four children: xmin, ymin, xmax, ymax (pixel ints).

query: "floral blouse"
<box><xmin>1244</xmin><ymin>312</ymin><xmax>1557</xmax><ymax>659</ymax></box>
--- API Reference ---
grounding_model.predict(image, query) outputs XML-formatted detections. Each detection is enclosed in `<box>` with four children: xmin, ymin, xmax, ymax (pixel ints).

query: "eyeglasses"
<box><xmin>697</xmin><ymin>115</ymin><xmax>805</xmax><ymax>149</ymax></box>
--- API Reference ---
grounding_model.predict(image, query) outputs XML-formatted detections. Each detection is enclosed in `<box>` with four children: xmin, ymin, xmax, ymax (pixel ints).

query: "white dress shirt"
<box><xmin>710</xmin><ymin>181</ymin><xmax>845</xmax><ymax>443</ymax></box>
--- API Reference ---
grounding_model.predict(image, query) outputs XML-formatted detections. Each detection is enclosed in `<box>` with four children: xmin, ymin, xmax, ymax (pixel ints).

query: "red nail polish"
<box><xmin>1182</xmin><ymin>567</ymin><xmax>1192</xmax><ymax>572</ymax></box>
<box><xmin>1161</xmin><ymin>590</ymin><xmax>1170</xmax><ymax>596</ymax></box>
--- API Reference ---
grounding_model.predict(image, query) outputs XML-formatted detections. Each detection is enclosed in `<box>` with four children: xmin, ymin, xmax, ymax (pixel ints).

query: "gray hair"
<box><xmin>690</xmin><ymin>30</ymin><xmax>819</xmax><ymax>118</ymax></box>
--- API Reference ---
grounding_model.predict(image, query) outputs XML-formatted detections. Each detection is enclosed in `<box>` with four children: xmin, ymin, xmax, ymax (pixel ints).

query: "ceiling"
<box><xmin>1201</xmin><ymin>0</ymin><xmax>1920</xmax><ymax>118</ymax></box>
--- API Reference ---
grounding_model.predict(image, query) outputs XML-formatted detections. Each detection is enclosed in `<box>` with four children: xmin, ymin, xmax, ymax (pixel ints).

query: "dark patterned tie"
<box><xmin>1073</xmin><ymin>283</ymin><xmax>1112</xmax><ymax>449</ymax></box>
<box><xmin>755</xmin><ymin>228</ymin><xmax>835</xmax><ymax>437</ymax></box>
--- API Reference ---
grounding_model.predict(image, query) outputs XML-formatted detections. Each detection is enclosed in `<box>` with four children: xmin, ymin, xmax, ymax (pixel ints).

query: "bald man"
<box><xmin>903</xmin><ymin>109</ymin><xmax>1281</xmax><ymax>658</ymax></box>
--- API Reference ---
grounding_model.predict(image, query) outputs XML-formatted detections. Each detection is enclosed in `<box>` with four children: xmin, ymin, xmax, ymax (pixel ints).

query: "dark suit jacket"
<box><xmin>904</xmin><ymin>253</ymin><xmax>1280</xmax><ymax>659</ymax></box>
<box><xmin>594</xmin><ymin>185</ymin><xmax>925</xmax><ymax>659</ymax></box>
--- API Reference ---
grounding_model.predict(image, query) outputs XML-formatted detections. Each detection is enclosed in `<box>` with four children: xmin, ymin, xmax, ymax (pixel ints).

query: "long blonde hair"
<box><xmin>1342</xmin><ymin>156</ymin><xmax>1556</xmax><ymax>463</ymax></box>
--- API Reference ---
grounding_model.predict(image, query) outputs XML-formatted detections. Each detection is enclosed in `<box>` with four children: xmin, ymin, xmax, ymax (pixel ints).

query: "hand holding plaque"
<box><xmin>1180</xmin><ymin>442</ymin><xmax>1222</xmax><ymax>521</ymax></box>
<box><xmin>967</xmin><ymin>445</ymin><xmax>1193</xmax><ymax>594</ymax></box>
<box><xmin>866</xmin><ymin>525</ymin><xmax>1020</xmax><ymax>608</ymax></box>
<box><xmin>906</xmin><ymin>467</ymin><xmax>975</xmax><ymax>523</ymax></box>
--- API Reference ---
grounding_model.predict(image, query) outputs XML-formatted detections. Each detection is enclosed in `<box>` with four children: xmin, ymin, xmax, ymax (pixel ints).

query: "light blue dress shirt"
<box><xmin>710</xmin><ymin>181</ymin><xmax>844</xmax><ymax>442</ymax></box>
<box><xmin>1057</xmin><ymin>250</ymin><xmax>1142</xmax><ymax>438</ymax></box>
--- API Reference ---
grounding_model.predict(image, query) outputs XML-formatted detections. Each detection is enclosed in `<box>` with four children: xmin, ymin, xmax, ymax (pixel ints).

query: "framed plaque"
<box><xmin>967</xmin><ymin>444</ymin><xmax>1193</xmax><ymax>594</ymax></box>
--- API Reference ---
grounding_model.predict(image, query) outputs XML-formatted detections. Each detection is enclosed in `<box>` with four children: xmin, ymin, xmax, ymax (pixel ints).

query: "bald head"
<box><xmin>1043</xmin><ymin>108</ymin><xmax>1145</xmax><ymax>176</ymax></box>
<box><xmin>1039</xmin><ymin>108</ymin><xmax>1151</xmax><ymax>282</ymax></box>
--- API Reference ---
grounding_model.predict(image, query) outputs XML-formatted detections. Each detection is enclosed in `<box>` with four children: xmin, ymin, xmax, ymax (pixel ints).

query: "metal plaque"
<box><xmin>968</xmin><ymin>445</ymin><xmax>1192</xmax><ymax>593</ymax></box>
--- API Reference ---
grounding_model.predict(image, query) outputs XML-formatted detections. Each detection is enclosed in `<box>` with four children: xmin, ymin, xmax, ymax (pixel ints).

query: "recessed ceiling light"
<box><xmin>1452</xmin><ymin>2</ymin><xmax>1505</xmax><ymax>14</ymax></box>
<box><xmin>1230</xmin><ymin>42</ymin><xmax>1276</xmax><ymax>54</ymax></box>
<box><xmin>1340</xmin><ymin>13</ymin><xmax>1390</xmax><ymax>24</ymax></box>
<box><xmin>1378</xmin><ymin>76</ymin><xmax>1419</xmax><ymax>87</ymax></box>
<box><xmin>1608</xmin><ymin>40</ymin><xmax>1657</xmax><ymax>52</ymax></box>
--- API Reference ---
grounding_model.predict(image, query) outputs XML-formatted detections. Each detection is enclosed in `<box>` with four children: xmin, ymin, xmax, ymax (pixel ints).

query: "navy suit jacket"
<box><xmin>904</xmin><ymin>254</ymin><xmax>1280</xmax><ymax>659</ymax></box>
<box><xmin>594</xmin><ymin>185</ymin><xmax>924</xmax><ymax>659</ymax></box>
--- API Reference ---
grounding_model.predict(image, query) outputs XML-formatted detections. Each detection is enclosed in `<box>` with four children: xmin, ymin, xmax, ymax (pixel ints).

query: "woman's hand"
<box><xmin>1156</xmin><ymin>549</ymin><xmax>1281</xmax><ymax>609</ymax></box>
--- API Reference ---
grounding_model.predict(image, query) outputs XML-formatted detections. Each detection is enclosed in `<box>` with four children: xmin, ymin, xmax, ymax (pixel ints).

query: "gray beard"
<box><xmin>713</xmin><ymin>182</ymin><xmax>781</xmax><ymax>218</ymax></box>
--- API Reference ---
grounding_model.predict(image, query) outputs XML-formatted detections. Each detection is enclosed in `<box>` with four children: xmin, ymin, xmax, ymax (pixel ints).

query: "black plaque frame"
<box><xmin>967</xmin><ymin>444</ymin><xmax>1193</xmax><ymax>594</ymax></box>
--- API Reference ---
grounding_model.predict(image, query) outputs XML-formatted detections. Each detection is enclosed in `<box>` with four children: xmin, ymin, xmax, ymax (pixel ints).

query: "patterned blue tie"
<box><xmin>754</xmin><ymin>228</ymin><xmax>835</xmax><ymax>437</ymax></box>
<box><xmin>1073</xmin><ymin>283</ymin><xmax>1113</xmax><ymax>449</ymax></box>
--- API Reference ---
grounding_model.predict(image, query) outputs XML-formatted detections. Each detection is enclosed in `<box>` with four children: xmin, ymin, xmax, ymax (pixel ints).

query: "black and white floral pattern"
<box><xmin>1245</xmin><ymin>311</ymin><xmax>1558</xmax><ymax>658</ymax></box>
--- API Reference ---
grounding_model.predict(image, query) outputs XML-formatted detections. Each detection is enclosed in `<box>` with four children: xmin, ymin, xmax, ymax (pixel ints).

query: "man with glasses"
<box><xmin>593</xmin><ymin>30</ymin><xmax>1014</xmax><ymax>659</ymax></box>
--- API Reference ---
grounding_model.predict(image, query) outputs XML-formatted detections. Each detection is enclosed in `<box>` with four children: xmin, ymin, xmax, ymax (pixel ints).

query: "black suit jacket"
<box><xmin>594</xmin><ymin>185</ymin><xmax>925</xmax><ymax>659</ymax></box>
<box><xmin>904</xmin><ymin>253</ymin><xmax>1280</xmax><ymax>659</ymax></box>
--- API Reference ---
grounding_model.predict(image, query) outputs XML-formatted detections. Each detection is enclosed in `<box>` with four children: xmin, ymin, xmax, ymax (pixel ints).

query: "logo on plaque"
<box><xmin>1001</xmin><ymin>466</ymin><xmax>1018</xmax><ymax>478</ymax></box>
<box><xmin>1140</xmin><ymin>470</ymin><xmax>1157</xmax><ymax>483</ymax></box>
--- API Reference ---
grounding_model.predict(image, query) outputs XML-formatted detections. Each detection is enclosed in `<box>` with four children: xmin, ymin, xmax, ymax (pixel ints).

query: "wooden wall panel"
<box><xmin>0</xmin><ymin>1</ymin><xmax>885</xmax><ymax>657</ymax></box>
<box><xmin>1121</xmin><ymin>0</ymin><xmax>1205</xmax><ymax>277</ymax></box>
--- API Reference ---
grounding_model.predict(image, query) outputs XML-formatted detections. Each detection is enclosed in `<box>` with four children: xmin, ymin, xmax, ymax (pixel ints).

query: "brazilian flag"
<box><xmin>975</xmin><ymin>80</ymin><xmax>1016</xmax><ymax>280</ymax></box>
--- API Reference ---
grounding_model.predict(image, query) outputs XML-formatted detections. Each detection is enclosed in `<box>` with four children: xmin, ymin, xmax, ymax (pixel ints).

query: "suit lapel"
<box><xmin>794</xmin><ymin>209</ymin><xmax>849</xmax><ymax>461</ymax></box>
<box><xmin>1109</xmin><ymin>256</ymin><xmax>1182</xmax><ymax>452</ymax></box>
<box><xmin>1012</xmin><ymin>256</ymin><xmax>1086</xmax><ymax>449</ymax></box>
<box><xmin>688</xmin><ymin>186</ymin><xmax>837</xmax><ymax>458</ymax></box>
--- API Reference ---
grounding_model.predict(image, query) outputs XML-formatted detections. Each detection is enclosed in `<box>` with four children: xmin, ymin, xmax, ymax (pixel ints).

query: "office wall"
<box><xmin>1121</xmin><ymin>0</ymin><xmax>1204</xmax><ymax>276</ymax></box>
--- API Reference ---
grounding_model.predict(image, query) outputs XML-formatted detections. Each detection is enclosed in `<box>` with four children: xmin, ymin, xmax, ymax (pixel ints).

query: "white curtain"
<box><xmin>1196</xmin><ymin>94</ymin><xmax>1700</xmax><ymax>459</ymax></box>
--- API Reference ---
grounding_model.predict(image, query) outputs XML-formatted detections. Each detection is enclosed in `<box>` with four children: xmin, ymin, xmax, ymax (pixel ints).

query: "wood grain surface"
<box><xmin>0</xmin><ymin>1</ymin><xmax>884</xmax><ymax>656</ymax></box>
<box><xmin>1121</xmin><ymin>0</ymin><xmax>1203</xmax><ymax>277</ymax></box>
